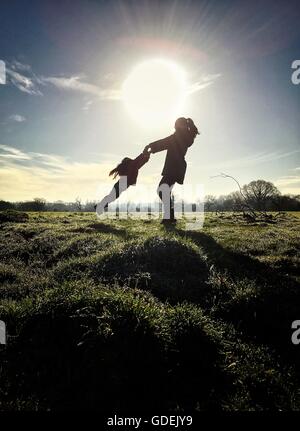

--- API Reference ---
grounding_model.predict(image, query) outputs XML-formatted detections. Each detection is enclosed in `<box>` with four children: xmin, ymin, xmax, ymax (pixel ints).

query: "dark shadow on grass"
<box><xmin>0</xmin><ymin>288</ymin><xmax>227</xmax><ymax>411</ymax></box>
<box><xmin>174</xmin><ymin>227</ymin><xmax>300</xmax><ymax>365</ymax></box>
<box><xmin>174</xmin><ymin>228</ymin><xmax>297</xmax><ymax>285</ymax></box>
<box><xmin>91</xmin><ymin>236</ymin><xmax>209</xmax><ymax>304</ymax></box>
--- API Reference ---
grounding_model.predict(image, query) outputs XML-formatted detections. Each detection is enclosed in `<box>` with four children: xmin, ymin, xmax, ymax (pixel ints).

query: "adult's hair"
<box><xmin>187</xmin><ymin>118</ymin><xmax>199</xmax><ymax>137</ymax></box>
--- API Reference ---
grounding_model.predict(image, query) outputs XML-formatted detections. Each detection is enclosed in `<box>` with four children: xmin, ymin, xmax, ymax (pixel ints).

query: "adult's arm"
<box><xmin>145</xmin><ymin>135</ymin><xmax>173</xmax><ymax>154</ymax></box>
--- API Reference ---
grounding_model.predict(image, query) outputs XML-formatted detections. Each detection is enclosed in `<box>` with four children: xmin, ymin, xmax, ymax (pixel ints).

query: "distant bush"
<box><xmin>0</xmin><ymin>210</ymin><xmax>29</xmax><ymax>223</ymax></box>
<box><xmin>17</xmin><ymin>198</ymin><xmax>46</xmax><ymax>212</ymax></box>
<box><xmin>0</xmin><ymin>200</ymin><xmax>15</xmax><ymax>211</ymax></box>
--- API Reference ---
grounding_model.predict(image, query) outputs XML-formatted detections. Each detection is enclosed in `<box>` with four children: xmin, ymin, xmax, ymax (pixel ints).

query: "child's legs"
<box><xmin>96</xmin><ymin>178</ymin><xmax>128</xmax><ymax>216</ymax></box>
<box><xmin>112</xmin><ymin>177</ymin><xmax>129</xmax><ymax>200</ymax></box>
<box><xmin>96</xmin><ymin>182</ymin><xmax>119</xmax><ymax>214</ymax></box>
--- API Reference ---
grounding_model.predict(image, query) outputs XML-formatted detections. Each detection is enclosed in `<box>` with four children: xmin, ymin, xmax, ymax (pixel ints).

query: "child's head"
<box><xmin>109</xmin><ymin>157</ymin><xmax>132</xmax><ymax>179</ymax></box>
<box><xmin>121</xmin><ymin>157</ymin><xmax>132</xmax><ymax>165</ymax></box>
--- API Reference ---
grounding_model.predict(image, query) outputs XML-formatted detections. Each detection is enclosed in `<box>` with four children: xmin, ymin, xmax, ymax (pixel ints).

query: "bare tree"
<box><xmin>211</xmin><ymin>173</ymin><xmax>257</xmax><ymax>217</ymax></box>
<box><xmin>242</xmin><ymin>180</ymin><xmax>280</xmax><ymax>212</ymax></box>
<box><xmin>211</xmin><ymin>174</ymin><xmax>281</xmax><ymax>220</ymax></box>
<box><xmin>229</xmin><ymin>191</ymin><xmax>244</xmax><ymax>212</ymax></box>
<box><xmin>75</xmin><ymin>197</ymin><xmax>82</xmax><ymax>212</ymax></box>
<box><xmin>204</xmin><ymin>195</ymin><xmax>217</xmax><ymax>212</ymax></box>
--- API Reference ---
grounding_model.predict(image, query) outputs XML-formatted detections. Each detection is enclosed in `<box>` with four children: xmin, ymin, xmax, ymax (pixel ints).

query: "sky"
<box><xmin>0</xmin><ymin>0</ymin><xmax>300</xmax><ymax>203</ymax></box>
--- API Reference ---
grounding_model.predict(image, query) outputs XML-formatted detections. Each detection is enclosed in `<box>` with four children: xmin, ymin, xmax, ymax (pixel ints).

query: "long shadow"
<box><xmin>174</xmin><ymin>227</ymin><xmax>298</xmax><ymax>287</ymax></box>
<box><xmin>173</xmin><ymin>227</ymin><xmax>300</xmax><ymax>367</ymax></box>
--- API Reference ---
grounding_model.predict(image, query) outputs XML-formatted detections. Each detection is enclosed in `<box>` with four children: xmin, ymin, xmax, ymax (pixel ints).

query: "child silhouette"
<box><xmin>96</xmin><ymin>151</ymin><xmax>150</xmax><ymax>216</ymax></box>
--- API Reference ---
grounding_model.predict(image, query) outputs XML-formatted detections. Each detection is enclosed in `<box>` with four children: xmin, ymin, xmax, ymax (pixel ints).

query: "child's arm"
<box><xmin>133</xmin><ymin>152</ymin><xmax>150</xmax><ymax>170</ymax></box>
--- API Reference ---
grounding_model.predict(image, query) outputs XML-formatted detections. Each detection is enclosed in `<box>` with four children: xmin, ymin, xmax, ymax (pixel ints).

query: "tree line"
<box><xmin>0</xmin><ymin>180</ymin><xmax>299</xmax><ymax>212</ymax></box>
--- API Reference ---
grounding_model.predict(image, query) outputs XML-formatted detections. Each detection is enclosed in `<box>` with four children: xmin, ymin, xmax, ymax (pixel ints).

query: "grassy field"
<box><xmin>0</xmin><ymin>210</ymin><xmax>300</xmax><ymax>411</ymax></box>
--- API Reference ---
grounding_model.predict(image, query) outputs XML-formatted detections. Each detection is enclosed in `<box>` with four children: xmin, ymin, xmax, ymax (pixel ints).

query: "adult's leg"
<box><xmin>157</xmin><ymin>177</ymin><xmax>175</xmax><ymax>220</ymax></box>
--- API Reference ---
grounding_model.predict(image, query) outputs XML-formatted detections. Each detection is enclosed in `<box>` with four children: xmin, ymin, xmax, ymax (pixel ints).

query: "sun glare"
<box><xmin>122</xmin><ymin>59</ymin><xmax>187</xmax><ymax>129</ymax></box>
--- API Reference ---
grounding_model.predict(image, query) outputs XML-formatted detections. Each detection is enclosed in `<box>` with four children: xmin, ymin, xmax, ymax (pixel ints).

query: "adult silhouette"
<box><xmin>144</xmin><ymin>117</ymin><xmax>199</xmax><ymax>223</ymax></box>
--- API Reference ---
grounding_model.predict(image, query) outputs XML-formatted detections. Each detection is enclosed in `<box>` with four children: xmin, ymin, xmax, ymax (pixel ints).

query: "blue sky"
<box><xmin>0</xmin><ymin>0</ymin><xmax>300</xmax><ymax>202</ymax></box>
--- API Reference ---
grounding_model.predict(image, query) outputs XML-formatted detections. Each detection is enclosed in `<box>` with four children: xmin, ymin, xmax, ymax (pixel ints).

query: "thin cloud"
<box><xmin>82</xmin><ymin>99</ymin><xmax>94</xmax><ymax>112</ymax></box>
<box><xmin>0</xmin><ymin>145</ymin><xmax>156</xmax><ymax>201</ymax></box>
<box><xmin>6</xmin><ymin>60</ymin><xmax>120</xmax><ymax>100</ymax></box>
<box><xmin>6</xmin><ymin>61</ymin><xmax>42</xmax><ymax>95</ymax></box>
<box><xmin>10</xmin><ymin>60</ymin><xmax>32</xmax><ymax>72</ymax></box>
<box><xmin>7</xmin><ymin>59</ymin><xmax>218</xmax><ymax>101</ymax></box>
<box><xmin>275</xmin><ymin>175</ymin><xmax>300</xmax><ymax>187</ymax></box>
<box><xmin>9</xmin><ymin>114</ymin><xmax>26</xmax><ymax>122</ymax></box>
<box><xmin>0</xmin><ymin>145</ymin><xmax>71</xmax><ymax>171</ymax></box>
<box><xmin>187</xmin><ymin>73</ymin><xmax>221</xmax><ymax>95</ymax></box>
<box><xmin>208</xmin><ymin>150</ymin><xmax>300</xmax><ymax>170</ymax></box>
<box><xmin>41</xmin><ymin>75</ymin><xmax>121</xmax><ymax>100</ymax></box>
<box><xmin>0</xmin><ymin>145</ymin><xmax>31</xmax><ymax>161</ymax></box>
<box><xmin>274</xmin><ymin>175</ymin><xmax>300</xmax><ymax>194</ymax></box>
<box><xmin>0</xmin><ymin>145</ymin><xmax>116</xmax><ymax>201</ymax></box>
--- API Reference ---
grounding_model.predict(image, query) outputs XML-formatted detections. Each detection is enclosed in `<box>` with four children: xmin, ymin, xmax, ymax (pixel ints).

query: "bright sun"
<box><xmin>122</xmin><ymin>59</ymin><xmax>187</xmax><ymax>129</ymax></box>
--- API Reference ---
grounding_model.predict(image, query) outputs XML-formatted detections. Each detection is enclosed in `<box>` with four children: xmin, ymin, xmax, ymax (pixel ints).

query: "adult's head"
<box><xmin>175</xmin><ymin>117</ymin><xmax>199</xmax><ymax>137</ymax></box>
<box><xmin>175</xmin><ymin>117</ymin><xmax>188</xmax><ymax>131</ymax></box>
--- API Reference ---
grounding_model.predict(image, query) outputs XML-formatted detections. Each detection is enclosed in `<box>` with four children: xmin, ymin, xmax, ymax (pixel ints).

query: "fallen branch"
<box><xmin>210</xmin><ymin>173</ymin><xmax>257</xmax><ymax>218</ymax></box>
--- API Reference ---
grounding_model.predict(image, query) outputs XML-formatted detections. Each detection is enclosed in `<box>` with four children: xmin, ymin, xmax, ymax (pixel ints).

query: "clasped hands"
<box><xmin>143</xmin><ymin>144</ymin><xmax>152</xmax><ymax>155</ymax></box>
